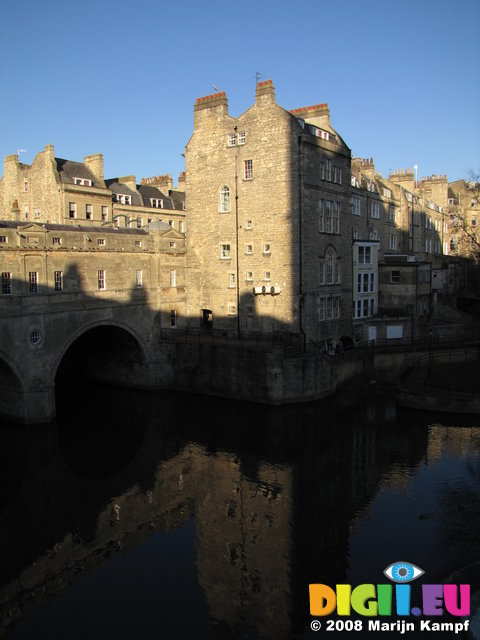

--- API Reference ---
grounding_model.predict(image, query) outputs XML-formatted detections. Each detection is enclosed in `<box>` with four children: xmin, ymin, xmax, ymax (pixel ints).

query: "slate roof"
<box><xmin>55</xmin><ymin>158</ymin><xmax>103</xmax><ymax>188</ymax></box>
<box><xmin>137</xmin><ymin>184</ymin><xmax>174</xmax><ymax>209</ymax></box>
<box><xmin>104</xmin><ymin>179</ymin><xmax>143</xmax><ymax>206</ymax></box>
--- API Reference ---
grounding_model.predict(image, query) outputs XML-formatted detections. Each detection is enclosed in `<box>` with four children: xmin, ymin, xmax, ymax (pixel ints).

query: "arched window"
<box><xmin>220</xmin><ymin>185</ymin><xmax>230</xmax><ymax>212</ymax></box>
<box><xmin>325</xmin><ymin>247</ymin><xmax>336</xmax><ymax>284</ymax></box>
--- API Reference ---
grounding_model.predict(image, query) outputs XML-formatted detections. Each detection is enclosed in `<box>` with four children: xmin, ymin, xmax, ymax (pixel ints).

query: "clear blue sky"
<box><xmin>1</xmin><ymin>0</ymin><xmax>479</xmax><ymax>185</ymax></box>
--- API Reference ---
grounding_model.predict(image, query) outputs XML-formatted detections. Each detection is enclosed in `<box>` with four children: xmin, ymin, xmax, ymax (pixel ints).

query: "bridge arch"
<box><xmin>53</xmin><ymin>320</ymin><xmax>151</xmax><ymax>390</ymax></box>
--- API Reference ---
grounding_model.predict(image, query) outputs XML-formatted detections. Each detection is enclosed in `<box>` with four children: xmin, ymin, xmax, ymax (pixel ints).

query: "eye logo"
<box><xmin>384</xmin><ymin>561</ymin><xmax>424</xmax><ymax>583</ymax></box>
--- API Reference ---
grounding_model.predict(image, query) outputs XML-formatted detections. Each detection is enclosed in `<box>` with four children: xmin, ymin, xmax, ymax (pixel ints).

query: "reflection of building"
<box><xmin>185</xmin><ymin>81</ymin><xmax>352</xmax><ymax>348</ymax></box>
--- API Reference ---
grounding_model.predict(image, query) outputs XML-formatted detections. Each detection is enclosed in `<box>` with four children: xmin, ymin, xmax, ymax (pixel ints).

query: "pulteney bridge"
<box><xmin>0</xmin><ymin>278</ymin><xmax>171</xmax><ymax>424</ymax></box>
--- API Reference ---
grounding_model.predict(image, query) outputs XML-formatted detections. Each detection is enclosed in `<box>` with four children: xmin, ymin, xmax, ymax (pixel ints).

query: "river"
<box><xmin>0</xmin><ymin>384</ymin><xmax>478</xmax><ymax>639</ymax></box>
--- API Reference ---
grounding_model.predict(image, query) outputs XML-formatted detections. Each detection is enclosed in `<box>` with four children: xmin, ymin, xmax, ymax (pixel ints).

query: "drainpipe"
<box><xmin>298</xmin><ymin>135</ymin><xmax>306</xmax><ymax>349</ymax></box>
<box><xmin>234</xmin><ymin>126</ymin><xmax>240</xmax><ymax>334</ymax></box>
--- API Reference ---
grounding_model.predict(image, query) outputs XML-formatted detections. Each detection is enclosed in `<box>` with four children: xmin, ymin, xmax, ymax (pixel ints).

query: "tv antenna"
<box><xmin>255</xmin><ymin>71</ymin><xmax>265</xmax><ymax>85</ymax></box>
<box><xmin>212</xmin><ymin>84</ymin><xmax>220</xmax><ymax>92</ymax></box>
<box><xmin>17</xmin><ymin>148</ymin><xmax>26</xmax><ymax>156</ymax></box>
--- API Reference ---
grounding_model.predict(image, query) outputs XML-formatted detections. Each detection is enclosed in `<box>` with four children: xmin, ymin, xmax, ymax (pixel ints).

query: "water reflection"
<box><xmin>0</xmin><ymin>386</ymin><xmax>478</xmax><ymax>639</ymax></box>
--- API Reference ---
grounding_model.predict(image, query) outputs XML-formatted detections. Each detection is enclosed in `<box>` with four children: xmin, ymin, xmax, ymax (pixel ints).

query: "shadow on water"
<box><xmin>0</xmin><ymin>383</ymin><xmax>479</xmax><ymax>640</ymax></box>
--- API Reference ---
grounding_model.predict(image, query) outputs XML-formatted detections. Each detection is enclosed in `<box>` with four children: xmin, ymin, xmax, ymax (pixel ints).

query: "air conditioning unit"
<box><xmin>261</xmin><ymin>286</ymin><xmax>267</xmax><ymax>294</ymax></box>
<box><xmin>253</xmin><ymin>286</ymin><xmax>264</xmax><ymax>295</ymax></box>
<box><xmin>271</xmin><ymin>285</ymin><xmax>282</xmax><ymax>295</ymax></box>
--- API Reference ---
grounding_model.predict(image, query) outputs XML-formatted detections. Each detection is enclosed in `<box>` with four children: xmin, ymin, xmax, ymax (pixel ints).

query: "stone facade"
<box><xmin>0</xmin><ymin>219</ymin><xmax>186</xmax><ymax>326</ymax></box>
<box><xmin>0</xmin><ymin>145</ymin><xmax>186</xmax><ymax>233</ymax></box>
<box><xmin>185</xmin><ymin>81</ymin><xmax>352</xmax><ymax>349</ymax></box>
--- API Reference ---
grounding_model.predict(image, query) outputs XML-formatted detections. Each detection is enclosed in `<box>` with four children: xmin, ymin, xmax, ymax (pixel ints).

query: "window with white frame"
<box><xmin>150</xmin><ymin>198</ymin><xmax>164</xmax><ymax>208</ymax></box>
<box><xmin>246</xmin><ymin>271</ymin><xmax>253</xmax><ymax>281</ymax></box>
<box><xmin>220</xmin><ymin>186</ymin><xmax>230</xmax><ymax>212</ymax></box>
<box><xmin>115</xmin><ymin>194</ymin><xmax>132</xmax><ymax>205</ymax></box>
<box><xmin>333</xmin><ymin>202</ymin><xmax>340</xmax><ymax>233</ymax></box>
<box><xmin>245</xmin><ymin>244</ymin><xmax>253</xmax><ymax>255</ymax></box>
<box><xmin>29</xmin><ymin>272</ymin><xmax>38</xmax><ymax>293</ymax></box>
<box><xmin>98</xmin><ymin>270</ymin><xmax>106</xmax><ymax>290</ymax></box>
<box><xmin>24</xmin><ymin>182</ymin><xmax>28</xmax><ymax>192</ymax></box>
<box><xmin>102</xmin><ymin>206</ymin><xmax>108</xmax><ymax>221</ymax></box>
<box><xmin>228</xmin><ymin>304</ymin><xmax>236</xmax><ymax>315</ymax></box>
<box><xmin>98</xmin><ymin>238</ymin><xmax>105</xmax><ymax>246</ymax></box>
<box><xmin>237</xmin><ymin>131</ymin><xmax>246</xmax><ymax>145</ymax></box>
<box><xmin>169</xmin><ymin>242</ymin><xmax>176</xmax><ymax>249</ymax></box>
<box><xmin>170</xmin><ymin>309</ymin><xmax>177</xmax><ymax>327</ymax></box>
<box><xmin>325</xmin><ymin>201</ymin><xmax>333</xmax><ymax>233</ymax></box>
<box><xmin>136</xmin><ymin>270</ymin><xmax>142</xmax><ymax>288</ymax></box>
<box><xmin>137</xmin><ymin>218</ymin><xmax>143</xmax><ymax>228</ymax></box>
<box><xmin>227</xmin><ymin>133</ymin><xmax>236</xmax><ymax>147</ymax></box>
<box><xmin>264</xmin><ymin>271</ymin><xmax>271</xmax><ymax>281</ymax></box>
<box><xmin>318</xmin><ymin>297</ymin><xmax>326</xmax><ymax>321</ymax></box>
<box><xmin>244</xmin><ymin>160</ymin><xmax>253</xmax><ymax>180</ymax></box>
<box><xmin>318</xmin><ymin>199</ymin><xmax>325</xmax><ymax>232</ymax></box>
<box><xmin>325</xmin><ymin>159</ymin><xmax>332</xmax><ymax>181</ymax></box>
<box><xmin>86</xmin><ymin>204</ymin><xmax>93</xmax><ymax>220</ymax></box>
<box><xmin>389</xmin><ymin>233</ymin><xmax>397</xmax><ymax>250</ymax></box>
<box><xmin>370</xmin><ymin>202</ymin><xmax>380</xmax><ymax>219</ymax></box>
<box><xmin>34</xmin><ymin>208</ymin><xmax>40</xmax><ymax>219</ymax></box>
<box><xmin>352</xmin><ymin>196</ymin><xmax>361</xmax><ymax>216</ymax></box>
<box><xmin>135</xmin><ymin>240</ymin><xmax>142</xmax><ymax>248</ymax></box>
<box><xmin>391</xmin><ymin>270</ymin><xmax>400</xmax><ymax>283</ymax></box>
<box><xmin>383</xmin><ymin>188</ymin><xmax>392</xmax><ymax>198</ymax></box>
<box><xmin>325</xmin><ymin>247</ymin><xmax>337</xmax><ymax>284</ymax></box>
<box><xmin>1</xmin><ymin>272</ymin><xmax>12</xmax><ymax>295</ymax></box>
<box><xmin>327</xmin><ymin>297</ymin><xmax>334</xmax><ymax>319</ymax></box>
<box><xmin>24</xmin><ymin>205</ymin><xmax>29</xmax><ymax>220</ymax></box>
<box><xmin>74</xmin><ymin>177</ymin><xmax>92</xmax><ymax>186</ymax></box>
<box><xmin>69</xmin><ymin>202</ymin><xmax>76</xmax><ymax>219</ymax></box>
<box><xmin>170</xmin><ymin>269</ymin><xmax>176</xmax><ymax>287</ymax></box>
<box><xmin>54</xmin><ymin>271</ymin><xmax>63</xmax><ymax>292</ymax></box>
<box><xmin>319</xmin><ymin>259</ymin><xmax>325</xmax><ymax>285</ymax></box>
<box><xmin>228</xmin><ymin>273</ymin><xmax>235</xmax><ymax>288</ymax></box>
<box><xmin>389</xmin><ymin>205</ymin><xmax>396</xmax><ymax>222</ymax></box>
<box><xmin>52</xmin><ymin>237</ymin><xmax>62</xmax><ymax>246</ymax></box>
<box><xmin>263</xmin><ymin>243</ymin><xmax>271</xmax><ymax>254</ymax></box>
<box><xmin>358</xmin><ymin>245</ymin><xmax>372</xmax><ymax>264</ymax></box>
<box><xmin>245</xmin><ymin>219</ymin><xmax>253</xmax><ymax>229</ymax></box>
<box><xmin>333</xmin><ymin>167</ymin><xmax>342</xmax><ymax>184</ymax></box>
<box><xmin>179</xmin><ymin>221</ymin><xmax>184</xmax><ymax>233</ymax></box>
<box><xmin>221</xmin><ymin>244</ymin><xmax>231</xmax><ymax>259</ymax></box>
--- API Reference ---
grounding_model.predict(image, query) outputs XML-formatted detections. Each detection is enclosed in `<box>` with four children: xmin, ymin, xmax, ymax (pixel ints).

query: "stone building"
<box><xmin>185</xmin><ymin>81</ymin><xmax>352</xmax><ymax>349</ymax></box>
<box><xmin>0</xmin><ymin>145</ymin><xmax>186</xmax><ymax>233</ymax></box>
<box><xmin>0</xmin><ymin>219</ymin><xmax>186</xmax><ymax>331</ymax></box>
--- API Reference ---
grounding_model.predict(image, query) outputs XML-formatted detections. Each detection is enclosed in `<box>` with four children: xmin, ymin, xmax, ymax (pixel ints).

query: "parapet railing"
<box><xmin>159</xmin><ymin>327</ymin><xmax>480</xmax><ymax>358</ymax></box>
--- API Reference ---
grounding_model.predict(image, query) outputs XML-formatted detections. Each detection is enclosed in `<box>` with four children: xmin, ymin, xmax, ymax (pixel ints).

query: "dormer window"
<box><xmin>150</xmin><ymin>198</ymin><xmax>164</xmax><ymax>208</ymax></box>
<box><xmin>73</xmin><ymin>177</ymin><xmax>92</xmax><ymax>186</ymax></box>
<box><xmin>115</xmin><ymin>194</ymin><xmax>132</xmax><ymax>205</ymax></box>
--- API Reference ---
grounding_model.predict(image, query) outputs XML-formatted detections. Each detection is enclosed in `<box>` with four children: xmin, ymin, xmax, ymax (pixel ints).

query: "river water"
<box><xmin>0</xmin><ymin>385</ymin><xmax>479</xmax><ymax>639</ymax></box>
